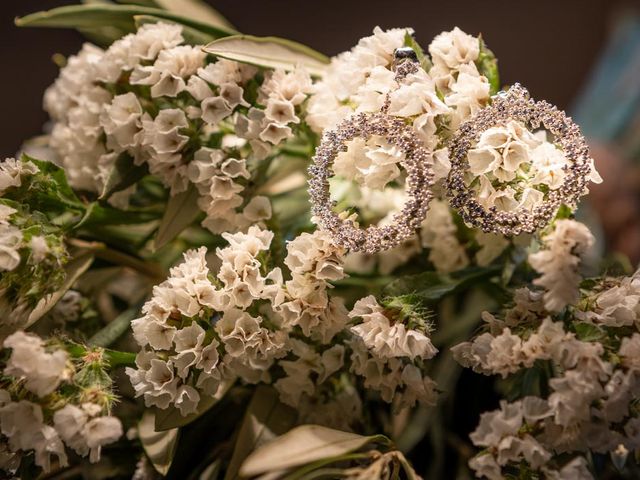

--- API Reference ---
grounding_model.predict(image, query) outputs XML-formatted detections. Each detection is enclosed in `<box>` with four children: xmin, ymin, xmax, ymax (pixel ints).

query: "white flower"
<box><xmin>333</xmin><ymin>135</ymin><xmax>404</xmax><ymax>190</ymax></box>
<box><xmin>468</xmin><ymin>120</ymin><xmax>537</xmax><ymax>182</ymax></box>
<box><xmin>284</xmin><ymin>230</ymin><xmax>345</xmax><ymax>282</ymax></box>
<box><xmin>3</xmin><ymin>331</ymin><xmax>69</xmax><ymax>397</ymax></box>
<box><xmin>260</xmin><ymin>67</ymin><xmax>312</xmax><ymax>105</ymax></box>
<box><xmin>174</xmin><ymin>385</ymin><xmax>200</xmax><ymax>416</ymax></box>
<box><xmin>349</xmin><ymin>296</ymin><xmax>437</xmax><ymax>360</ymax></box>
<box><xmin>428</xmin><ymin>27</ymin><xmax>479</xmax><ymax>71</ymax></box>
<box><xmin>0</xmin><ymin>158</ymin><xmax>39</xmax><ymax>195</ymax></box>
<box><xmin>529</xmin><ymin>220</ymin><xmax>595</xmax><ymax>312</ymax></box>
<box><xmin>0</xmin><ymin>221</ymin><xmax>22</xmax><ymax>271</ymax></box>
<box><xmin>265</xmin><ymin>99</ymin><xmax>299</xmax><ymax>124</ymax></box>
<box><xmin>53</xmin><ymin>404</ymin><xmax>89</xmax><ymax>456</ymax></box>
<box><xmin>82</xmin><ymin>416</ymin><xmax>123</xmax><ymax>463</ymax></box>
<box><xmin>0</xmin><ymin>400</ymin><xmax>67</xmax><ymax>472</ymax></box>
<box><xmin>420</xmin><ymin>199</ymin><xmax>469</xmax><ymax>273</ymax></box>
<box><xmin>243</xmin><ymin>196</ymin><xmax>272</xmax><ymax>222</ymax></box>
<box><xmin>29</xmin><ymin>235</ymin><xmax>50</xmax><ymax>263</ymax></box>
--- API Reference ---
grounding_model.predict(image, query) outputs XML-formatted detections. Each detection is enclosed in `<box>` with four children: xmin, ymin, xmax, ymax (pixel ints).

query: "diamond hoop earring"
<box><xmin>446</xmin><ymin>84</ymin><xmax>594</xmax><ymax>236</ymax></box>
<box><xmin>308</xmin><ymin>48</ymin><xmax>434</xmax><ymax>254</ymax></box>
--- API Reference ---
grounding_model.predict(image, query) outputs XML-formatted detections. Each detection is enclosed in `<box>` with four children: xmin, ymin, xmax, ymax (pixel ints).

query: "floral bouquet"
<box><xmin>0</xmin><ymin>2</ymin><xmax>637</xmax><ymax>479</ymax></box>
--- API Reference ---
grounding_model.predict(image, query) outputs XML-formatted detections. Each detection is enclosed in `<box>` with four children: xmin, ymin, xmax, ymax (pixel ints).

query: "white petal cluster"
<box><xmin>469</xmin><ymin>399</ymin><xmax>552</xmax><ymax>479</ymax></box>
<box><xmin>457</xmin><ymin>273</ymin><xmax>640</xmax><ymax>477</ymax></box>
<box><xmin>428</xmin><ymin>27</ymin><xmax>490</xmax><ymax>131</ymax></box>
<box><xmin>0</xmin><ymin>332</ymin><xmax>123</xmax><ymax>471</ymax></box>
<box><xmin>0</xmin><ymin>204</ymin><xmax>22</xmax><ymax>272</ymax></box>
<box><xmin>3</xmin><ymin>331</ymin><xmax>69</xmax><ymax>397</ymax></box>
<box><xmin>575</xmin><ymin>270</ymin><xmax>640</xmax><ymax>327</ymax></box>
<box><xmin>306</xmin><ymin>27</ymin><xmax>453</xmax><ymax>188</ymax></box>
<box><xmin>44</xmin><ymin>23</ymin><xmax>309</xmax><ymax>231</ymax></box>
<box><xmin>466</xmin><ymin>120</ymin><xmax>586</xmax><ymax>214</ymax></box>
<box><xmin>333</xmin><ymin>135</ymin><xmax>405</xmax><ymax>190</ymax></box>
<box><xmin>0</xmin><ymin>158</ymin><xmax>39</xmax><ymax>196</ymax></box>
<box><xmin>348</xmin><ymin>296</ymin><xmax>438</xmax><ymax>411</ymax></box>
<box><xmin>53</xmin><ymin>404</ymin><xmax>123</xmax><ymax>463</ymax></box>
<box><xmin>0</xmin><ymin>395</ymin><xmax>67</xmax><ymax>472</ymax></box>
<box><xmin>278</xmin><ymin>230</ymin><xmax>349</xmax><ymax>343</ymax></box>
<box><xmin>528</xmin><ymin>219</ymin><xmax>595</xmax><ymax>312</ymax></box>
<box><xmin>127</xmin><ymin>247</ymin><xmax>231</xmax><ymax>413</ymax></box>
<box><xmin>420</xmin><ymin>198</ymin><xmax>469</xmax><ymax>273</ymax></box>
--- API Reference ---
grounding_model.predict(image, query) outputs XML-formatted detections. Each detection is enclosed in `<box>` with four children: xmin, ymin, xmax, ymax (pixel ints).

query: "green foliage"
<box><xmin>16</xmin><ymin>3</ymin><xmax>235</xmax><ymax>40</ymax></box>
<box><xmin>477</xmin><ymin>36</ymin><xmax>500</xmax><ymax>95</ymax></box>
<box><xmin>403</xmin><ymin>31</ymin><xmax>432</xmax><ymax>71</ymax></box>
<box><xmin>204</xmin><ymin>35</ymin><xmax>330</xmax><ymax>77</ymax></box>
<box><xmin>384</xmin><ymin>266</ymin><xmax>501</xmax><ymax>302</ymax></box>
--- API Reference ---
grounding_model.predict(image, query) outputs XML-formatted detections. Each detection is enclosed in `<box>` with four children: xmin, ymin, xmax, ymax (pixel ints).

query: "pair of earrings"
<box><xmin>308</xmin><ymin>48</ymin><xmax>593</xmax><ymax>254</ymax></box>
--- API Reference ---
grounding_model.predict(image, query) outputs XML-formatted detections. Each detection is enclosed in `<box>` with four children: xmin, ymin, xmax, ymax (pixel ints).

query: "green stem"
<box><xmin>67</xmin><ymin>238</ymin><xmax>166</xmax><ymax>281</ymax></box>
<box><xmin>104</xmin><ymin>349</ymin><xmax>137</xmax><ymax>368</ymax></box>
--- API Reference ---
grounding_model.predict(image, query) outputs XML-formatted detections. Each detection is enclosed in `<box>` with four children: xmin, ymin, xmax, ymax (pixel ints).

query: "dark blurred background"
<box><xmin>2</xmin><ymin>0</ymin><xmax>640</xmax><ymax>259</ymax></box>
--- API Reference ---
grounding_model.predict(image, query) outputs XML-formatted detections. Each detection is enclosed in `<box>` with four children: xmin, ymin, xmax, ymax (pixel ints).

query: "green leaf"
<box><xmin>24</xmin><ymin>253</ymin><xmax>94</xmax><ymax>328</ymax></box>
<box><xmin>204</xmin><ymin>35</ymin><xmax>329</xmax><ymax>77</ymax></box>
<box><xmin>153</xmin><ymin>184</ymin><xmax>201</xmax><ymax>250</ymax></box>
<box><xmin>88</xmin><ymin>307</ymin><xmax>138</xmax><ymax>347</ymax></box>
<box><xmin>154</xmin><ymin>379</ymin><xmax>233</xmax><ymax>431</ymax></box>
<box><xmin>100</xmin><ymin>153</ymin><xmax>148</xmax><ymax>201</ymax></box>
<box><xmin>226</xmin><ymin>385</ymin><xmax>297</xmax><ymax>480</ymax></box>
<box><xmin>75</xmin><ymin>202</ymin><xmax>159</xmax><ymax>230</ymax></box>
<box><xmin>21</xmin><ymin>156</ymin><xmax>84</xmax><ymax>212</ymax></box>
<box><xmin>403</xmin><ymin>32</ymin><xmax>432</xmax><ymax>71</ymax></box>
<box><xmin>16</xmin><ymin>4</ymin><xmax>235</xmax><ymax>39</ymax></box>
<box><xmin>139</xmin><ymin>411</ymin><xmax>179</xmax><ymax>476</ymax></box>
<box><xmin>134</xmin><ymin>15</ymin><xmax>214</xmax><ymax>45</ymax></box>
<box><xmin>239</xmin><ymin>424</ymin><xmax>390</xmax><ymax>478</ymax></box>
<box><xmin>554</xmin><ymin>204</ymin><xmax>574</xmax><ymax>220</ymax></box>
<box><xmin>477</xmin><ymin>36</ymin><xmax>500</xmax><ymax>95</ymax></box>
<box><xmin>574</xmin><ymin>322</ymin><xmax>606</xmax><ymax>342</ymax></box>
<box><xmin>384</xmin><ymin>266</ymin><xmax>500</xmax><ymax>301</ymax></box>
<box><xmin>152</xmin><ymin>0</ymin><xmax>236</xmax><ymax>31</ymax></box>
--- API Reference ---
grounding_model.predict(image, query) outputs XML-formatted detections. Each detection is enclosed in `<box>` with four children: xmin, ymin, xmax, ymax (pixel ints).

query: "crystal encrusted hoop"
<box><xmin>308</xmin><ymin>49</ymin><xmax>436</xmax><ymax>254</ymax></box>
<box><xmin>309</xmin><ymin>111</ymin><xmax>434</xmax><ymax>253</ymax></box>
<box><xmin>446</xmin><ymin>83</ymin><xmax>593</xmax><ymax>236</ymax></box>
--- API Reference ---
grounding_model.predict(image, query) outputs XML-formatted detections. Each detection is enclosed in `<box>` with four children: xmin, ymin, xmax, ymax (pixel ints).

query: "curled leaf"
<box><xmin>239</xmin><ymin>424</ymin><xmax>390</xmax><ymax>478</ymax></box>
<box><xmin>16</xmin><ymin>4</ymin><xmax>234</xmax><ymax>39</ymax></box>
<box><xmin>153</xmin><ymin>184</ymin><xmax>201</xmax><ymax>250</ymax></box>
<box><xmin>225</xmin><ymin>385</ymin><xmax>297</xmax><ymax>480</ymax></box>
<box><xmin>204</xmin><ymin>35</ymin><xmax>329</xmax><ymax>77</ymax></box>
<box><xmin>24</xmin><ymin>253</ymin><xmax>95</xmax><ymax>329</ymax></box>
<box><xmin>139</xmin><ymin>411</ymin><xmax>179</xmax><ymax>476</ymax></box>
<box><xmin>153</xmin><ymin>0</ymin><xmax>236</xmax><ymax>31</ymax></box>
<box><xmin>154</xmin><ymin>379</ymin><xmax>233</xmax><ymax>431</ymax></box>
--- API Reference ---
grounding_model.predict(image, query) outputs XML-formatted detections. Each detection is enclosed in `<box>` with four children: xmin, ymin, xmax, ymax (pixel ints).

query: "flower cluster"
<box><xmin>45</xmin><ymin>22</ymin><xmax>312</xmax><ymax>231</ymax></box>
<box><xmin>307</xmin><ymin>26</ymin><xmax>489</xmax><ymax>155</ymax></box>
<box><xmin>463</xmin><ymin>120</ymin><xmax>601</xmax><ymax>216</ymax></box>
<box><xmin>0</xmin><ymin>331</ymin><xmax>122</xmax><ymax>473</ymax></box>
<box><xmin>528</xmin><ymin>219</ymin><xmax>595</xmax><ymax>312</ymax></box>
<box><xmin>0</xmin><ymin>159</ymin><xmax>69</xmax><ymax>329</ymax></box>
<box><xmin>454</xmin><ymin>269</ymin><xmax>640</xmax><ymax>478</ymax></box>
<box><xmin>126</xmin><ymin>225</ymin><xmax>440</xmax><ymax>422</ymax></box>
<box><xmin>349</xmin><ymin>295</ymin><xmax>438</xmax><ymax>411</ymax></box>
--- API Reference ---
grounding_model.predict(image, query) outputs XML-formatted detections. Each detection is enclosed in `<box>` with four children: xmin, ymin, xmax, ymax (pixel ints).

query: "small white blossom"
<box><xmin>3</xmin><ymin>331</ymin><xmax>69</xmax><ymax>397</ymax></box>
<box><xmin>529</xmin><ymin>220</ymin><xmax>595</xmax><ymax>312</ymax></box>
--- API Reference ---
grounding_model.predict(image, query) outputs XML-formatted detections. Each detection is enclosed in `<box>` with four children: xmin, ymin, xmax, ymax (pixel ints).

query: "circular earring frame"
<box><xmin>446</xmin><ymin>83</ymin><xmax>593</xmax><ymax>236</ymax></box>
<box><xmin>308</xmin><ymin>111</ymin><xmax>434</xmax><ymax>254</ymax></box>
